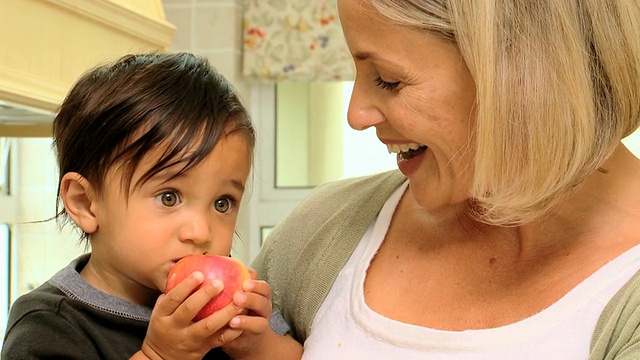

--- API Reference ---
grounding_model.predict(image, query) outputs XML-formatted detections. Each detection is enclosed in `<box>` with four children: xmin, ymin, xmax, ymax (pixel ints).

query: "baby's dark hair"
<box><xmin>53</xmin><ymin>52</ymin><xmax>255</xmax><ymax>241</ymax></box>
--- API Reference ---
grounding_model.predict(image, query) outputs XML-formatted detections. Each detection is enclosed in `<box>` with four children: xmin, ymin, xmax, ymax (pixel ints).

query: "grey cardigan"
<box><xmin>252</xmin><ymin>170</ymin><xmax>640</xmax><ymax>359</ymax></box>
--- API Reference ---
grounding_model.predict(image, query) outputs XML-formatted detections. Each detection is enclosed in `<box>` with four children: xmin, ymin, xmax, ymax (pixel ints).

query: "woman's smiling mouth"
<box><xmin>387</xmin><ymin>143</ymin><xmax>428</xmax><ymax>161</ymax></box>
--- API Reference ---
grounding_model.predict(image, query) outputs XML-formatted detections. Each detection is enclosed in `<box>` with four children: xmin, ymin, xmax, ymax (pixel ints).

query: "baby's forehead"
<box><xmin>115</xmin><ymin>120</ymin><xmax>251</xmax><ymax>173</ymax></box>
<box><xmin>127</xmin><ymin>141</ymin><xmax>199</xmax><ymax>175</ymax></box>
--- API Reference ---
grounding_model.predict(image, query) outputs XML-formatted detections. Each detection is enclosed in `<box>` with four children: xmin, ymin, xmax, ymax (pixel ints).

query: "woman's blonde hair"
<box><xmin>370</xmin><ymin>0</ymin><xmax>640</xmax><ymax>225</ymax></box>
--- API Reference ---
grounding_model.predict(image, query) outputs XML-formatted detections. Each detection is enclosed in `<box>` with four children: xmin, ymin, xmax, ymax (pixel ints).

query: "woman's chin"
<box><xmin>407</xmin><ymin>180</ymin><xmax>469</xmax><ymax>213</ymax></box>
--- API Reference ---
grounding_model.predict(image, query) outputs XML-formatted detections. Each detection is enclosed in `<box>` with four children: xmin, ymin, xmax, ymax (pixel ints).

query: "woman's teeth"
<box><xmin>386</xmin><ymin>143</ymin><xmax>424</xmax><ymax>154</ymax></box>
<box><xmin>386</xmin><ymin>143</ymin><xmax>428</xmax><ymax>161</ymax></box>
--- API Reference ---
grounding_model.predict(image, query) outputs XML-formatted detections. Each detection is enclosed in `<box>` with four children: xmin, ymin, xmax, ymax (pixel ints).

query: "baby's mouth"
<box><xmin>387</xmin><ymin>143</ymin><xmax>428</xmax><ymax>162</ymax></box>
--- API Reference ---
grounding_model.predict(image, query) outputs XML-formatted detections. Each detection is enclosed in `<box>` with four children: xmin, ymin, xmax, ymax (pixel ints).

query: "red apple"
<box><xmin>165</xmin><ymin>254</ymin><xmax>251</xmax><ymax>321</ymax></box>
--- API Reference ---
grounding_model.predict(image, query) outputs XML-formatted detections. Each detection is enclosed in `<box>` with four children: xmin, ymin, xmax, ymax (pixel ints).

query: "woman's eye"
<box><xmin>375</xmin><ymin>77</ymin><xmax>400</xmax><ymax>91</ymax></box>
<box><xmin>157</xmin><ymin>191</ymin><xmax>180</xmax><ymax>207</ymax></box>
<box><xmin>214</xmin><ymin>197</ymin><xmax>235</xmax><ymax>213</ymax></box>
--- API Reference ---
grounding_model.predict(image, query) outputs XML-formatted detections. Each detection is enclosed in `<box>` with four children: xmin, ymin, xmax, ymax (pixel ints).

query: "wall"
<box><xmin>163</xmin><ymin>0</ymin><xmax>249</xmax><ymax>100</ymax></box>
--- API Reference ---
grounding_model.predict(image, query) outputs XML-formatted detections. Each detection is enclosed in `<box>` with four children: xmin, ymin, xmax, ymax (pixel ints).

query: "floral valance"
<box><xmin>242</xmin><ymin>0</ymin><xmax>355</xmax><ymax>82</ymax></box>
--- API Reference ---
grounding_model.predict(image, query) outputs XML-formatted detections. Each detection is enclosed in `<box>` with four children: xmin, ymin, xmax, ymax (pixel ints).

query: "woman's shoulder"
<box><xmin>302</xmin><ymin>170</ymin><xmax>406</xmax><ymax>209</ymax></box>
<box><xmin>271</xmin><ymin>170</ymin><xmax>405</xmax><ymax>240</ymax></box>
<box><xmin>591</xmin><ymin>267</ymin><xmax>640</xmax><ymax>358</ymax></box>
<box><xmin>314</xmin><ymin>169</ymin><xmax>405</xmax><ymax>192</ymax></box>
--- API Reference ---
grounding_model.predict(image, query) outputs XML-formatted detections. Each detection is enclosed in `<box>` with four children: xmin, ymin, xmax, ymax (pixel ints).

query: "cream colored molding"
<box><xmin>50</xmin><ymin>0</ymin><xmax>176</xmax><ymax>49</ymax></box>
<box><xmin>0</xmin><ymin>68</ymin><xmax>67</xmax><ymax>112</ymax></box>
<box><xmin>0</xmin><ymin>0</ymin><xmax>176</xmax><ymax>130</ymax></box>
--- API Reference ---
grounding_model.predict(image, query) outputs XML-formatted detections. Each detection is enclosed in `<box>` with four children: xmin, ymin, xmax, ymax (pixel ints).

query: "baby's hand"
<box><xmin>221</xmin><ymin>269</ymin><xmax>273</xmax><ymax>359</ymax></box>
<box><xmin>140</xmin><ymin>272</ymin><xmax>244</xmax><ymax>360</ymax></box>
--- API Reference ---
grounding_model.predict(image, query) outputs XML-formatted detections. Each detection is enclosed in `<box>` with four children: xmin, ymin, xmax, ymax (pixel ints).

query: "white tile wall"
<box><xmin>163</xmin><ymin>0</ymin><xmax>249</xmax><ymax>97</ymax></box>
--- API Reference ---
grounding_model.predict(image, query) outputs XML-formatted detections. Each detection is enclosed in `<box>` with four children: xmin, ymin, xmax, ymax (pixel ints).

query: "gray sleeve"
<box><xmin>269</xmin><ymin>308</ymin><xmax>291</xmax><ymax>336</ymax></box>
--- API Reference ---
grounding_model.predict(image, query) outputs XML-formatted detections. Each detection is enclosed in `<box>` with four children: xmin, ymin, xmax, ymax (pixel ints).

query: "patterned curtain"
<box><xmin>242</xmin><ymin>0</ymin><xmax>355</xmax><ymax>82</ymax></box>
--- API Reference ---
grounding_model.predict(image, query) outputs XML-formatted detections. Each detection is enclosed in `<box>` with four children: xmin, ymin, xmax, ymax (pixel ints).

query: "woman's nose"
<box><xmin>347</xmin><ymin>77</ymin><xmax>385</xmax><ymax>131</ymax></box>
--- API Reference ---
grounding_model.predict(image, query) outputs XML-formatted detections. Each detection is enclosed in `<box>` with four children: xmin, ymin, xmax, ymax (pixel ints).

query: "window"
<box><xmin>275</xmin><ymin>81</ymin><xmax>396</xmax><ymax>188</ymax></box>
<box><xmin>244</xmin><ymin>82</ymin><xmax>397</xmax><ymax>260</ymax></box>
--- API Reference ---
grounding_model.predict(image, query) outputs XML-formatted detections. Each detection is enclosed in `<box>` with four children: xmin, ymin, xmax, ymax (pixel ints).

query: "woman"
<box><xmin>253</xmin><ymin>0</ymin><xmax>640</xmax><ymax>358</ymax></box>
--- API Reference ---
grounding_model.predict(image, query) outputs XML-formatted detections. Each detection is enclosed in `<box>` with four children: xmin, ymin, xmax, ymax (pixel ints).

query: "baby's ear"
<box><xmin>60</xmin><ymin>172</ymin><xmax>98</xmax><ymax>234</ymax></box>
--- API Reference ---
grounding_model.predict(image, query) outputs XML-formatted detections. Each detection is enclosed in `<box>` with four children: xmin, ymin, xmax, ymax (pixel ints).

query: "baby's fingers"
<box><xmin>243</xmin><ymin>279</ymin><xmax>271</xmax><ymax>299</ymax></box>
<box><xmin>228</xmin><ymin>314</ymin><xmax>269</xmax><ymax>334</ymax></box>
<box><xmin>208</xmin><ymin>326</ymin><xmax>244</xmax><ymax>349</ymax></box>
<box><xmin>174</xmin><ymin>279</ymin><xmax>225</xmax><ymax>322</ymax></box>
<box><xmin>248</xmin><ymin>267</ymin><xmax>258</xmax><ymax>280</ymax></box>
<box><xmin>194</xmin><ymin>301</ymin><xmax>245</xmax><ymax>339</ymax></box>
<box><xmin>233</xmin><ymin>289</ymin><xmax>271</xmax><ymax>318</ymax></box>
<box><xmin>156</xmin><ymin>271</ymin><xmax>205</xmax><ymax>317</ymax></box>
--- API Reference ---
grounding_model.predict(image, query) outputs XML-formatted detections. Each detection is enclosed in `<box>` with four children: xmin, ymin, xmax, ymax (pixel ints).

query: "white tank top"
<box><xmin>302</xmin><ymin>182</ymin><xmax>640</xmax><ymax>359</ymax></box>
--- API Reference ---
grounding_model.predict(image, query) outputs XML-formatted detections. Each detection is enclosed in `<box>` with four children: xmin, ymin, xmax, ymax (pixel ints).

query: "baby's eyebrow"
<box><xmin>229</xmin><ymin>179</ymin><xmax>246</xmax><ymax>193</ymax></box>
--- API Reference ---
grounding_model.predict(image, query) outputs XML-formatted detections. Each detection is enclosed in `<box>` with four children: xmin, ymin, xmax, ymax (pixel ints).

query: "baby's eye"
<box><xmin>156</xmin><ymin>191</ymin><xmax>181</xmax><ymax>207</ymax></box>
<box><xmin>214</xmin><ymin>197</ymin><xmax>235</xmax><ymax>213</ymax></box>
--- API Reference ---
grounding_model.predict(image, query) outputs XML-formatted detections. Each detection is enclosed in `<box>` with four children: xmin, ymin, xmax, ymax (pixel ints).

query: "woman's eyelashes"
<box><xmin>375</xmin><ymin>77</ymin><xmax>400</xmax><ymax>91</ymax></box>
